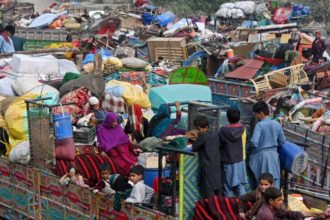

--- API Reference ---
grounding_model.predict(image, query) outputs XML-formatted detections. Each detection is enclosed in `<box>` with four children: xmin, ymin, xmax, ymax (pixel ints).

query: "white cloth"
<box><xmin>89</xmin><ymin>96</ymin><xmax>99</xmax><ymax>105</ymax></box>
<box><xmin>125</xmin><ymin>181</ymin><xmax>154</xmax><ymax>203</ymax></box>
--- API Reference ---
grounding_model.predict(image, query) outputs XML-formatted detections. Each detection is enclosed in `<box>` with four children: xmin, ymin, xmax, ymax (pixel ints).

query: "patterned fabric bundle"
<box><xmin>193</xmin><ymin>196</ymin><xmax>243</xmax><ymax>220</ymax></box>
<box><xmin>102</xmin><ymin>93</ymin><xmax>125</xmax><ymax>113</ymax></box>
<box><xmin>56</xmin><ymin>153</ymin><xmax>117</xmax><ymax>186</ymax></box>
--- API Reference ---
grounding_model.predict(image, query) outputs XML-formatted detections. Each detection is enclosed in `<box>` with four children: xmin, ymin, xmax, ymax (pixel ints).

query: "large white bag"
<box><xmin>10</xmin><ymin>54</ymin><xmax>59</xmax><ymax>75</ymax></box>
<box><xmin>12</xmin><ymin>76</ymin><xmax>41</xmax><ymax>96</ymax></box>
<box><xmin>121</xmin><ymin>57</ymin><xmax>148</xmax><ymax>69</ymax></box>
<box><xmin>9</xmin><ymin>141</ymin><xmax>30</xmax><ymax>165</ymax></box>
<box><xmin>0</xmin><ymin>77</ymin><xmax>15</xmax><ymax>97</ymax></box>
<box><xmin>236</xmin><ymin>1</ymin><xmax>256</xmax><ymax>15</ymax></box>
<box><xmin>58</xmin><ymin>59</ymin><xmax>80</xmax><ymax>76</ymax></box>
<box><xmin>232</xmin><ymin>8</ymin><xmax>245</xmax><ymax>18</ymax></box>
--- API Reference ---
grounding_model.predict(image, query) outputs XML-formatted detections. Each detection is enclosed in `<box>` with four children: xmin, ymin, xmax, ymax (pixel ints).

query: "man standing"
<box><xmin>311</xmin><ymin>31</ymin><xmax>327</xmax><ymax>64</ymax></box>
<box><xmin>249</xmin><ymin>101</ymin><xmax>286</xmax><ymax>189</ymax></box>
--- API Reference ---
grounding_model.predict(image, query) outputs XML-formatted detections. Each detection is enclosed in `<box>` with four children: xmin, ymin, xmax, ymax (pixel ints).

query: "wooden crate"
<box><xmin>16</xmin><ymin>28</ymin><xmax>80</xmax><ymax>41</ymax></box>
<box><xmin>250</xmin><ymin>64</ymin><xmax>309</xmax><ymax>97</ymax></box>
<box><xmin>147</xmin><ymin>37</ymin><xmax>187</xmax><ymax>63</ymax></box>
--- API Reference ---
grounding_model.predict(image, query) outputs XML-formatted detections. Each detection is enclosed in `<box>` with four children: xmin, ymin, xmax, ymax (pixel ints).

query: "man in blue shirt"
<box><xmin>4</xmin><ymin>25</ymin><xmax>25</xmax><ymax>51</ymax></box>
<box><xmin>249</xmin><ymin>101</ymin><xmax>286</xmax><ymax>189</ymax></box>
<box><xmin>0</xmin><ymin>25</ymin><xmax>15</xmax><ymax>53</ymax></box>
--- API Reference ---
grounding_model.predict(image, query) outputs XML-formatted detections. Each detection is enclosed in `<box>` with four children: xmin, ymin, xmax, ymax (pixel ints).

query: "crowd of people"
<box><xmin>56</xmin><ymin>94</ymin><xmax>330</xmax><ymax>218</ymax></box>
<box><xmin>186</xmin><ymin>100</ymin><xmax>318</xmax><ymax>219</ymax></box>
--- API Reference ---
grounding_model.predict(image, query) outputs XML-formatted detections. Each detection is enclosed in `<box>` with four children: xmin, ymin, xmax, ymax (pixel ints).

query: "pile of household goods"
<box><xmin>14</xmin><ymin>2</ymin><xmax>85</xmax><ymax>30</ymax></box>
<box><xmin>0</xmin><ymin>0</ymin><xmax>330</xmax><ymax>218</ymax></box>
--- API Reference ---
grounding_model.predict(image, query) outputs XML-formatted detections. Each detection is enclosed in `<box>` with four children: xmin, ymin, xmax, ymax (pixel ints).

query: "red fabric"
<box><xmin>107</xmin><ymin>143</ymin><xmax>137</xmax><ymax>176</ymax></box>
<box><xmin>102</xmin><ymin>93</ymin><xmax>125</xmax><ymax>113</ymax></box>
<box><xmin>192</xmin><ymin>196</ymin><xmax>242</xmax><ymax>220</ymax></box>
<box><xmin>53</xmin><ymin>87</ymin><xmax>91</xmax><ymax>124</ymax></box>
<box><xmin>131</xmin><ymin>104</ymin><xmax>143</xmax><ymax>134</ymax></box>
<box><xmin>56</xmin><ymin>154</ymin><xmax>117</xmax><ymax>186</ymax></box>
<box><xmin>255</xmin><ymin>55</ymin><xmax>283</xmax><ymax>66</ymax></box>
<box><xmin>272</xmin><ymin>7</ymin><xmax>292</xmax><ymax>24</ymax></box>
<box><xmin>55</xmin><ymin>137</ymin><xmax>75</xmax><ymax>160</ymax></box>
<box><xmin>134</xmin><ymin>0</ymin><xmax>147</xmax><ymax>7</ymax></box>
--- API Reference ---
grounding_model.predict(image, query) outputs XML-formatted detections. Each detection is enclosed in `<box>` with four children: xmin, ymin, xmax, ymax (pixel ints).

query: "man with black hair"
<box><xmin>187</xmin><ymin>115</ymin><xmax>223</xmax><ymax>198</ymax></box>
<box><xmin>125</xmin><ymin>165</ymin><xmax>154</xmax><ymax>203</ymax></box>
<box><xmin>274</xmin><ymin>38</ymin><xmax>295</xmax><ymax>59</ymax></box>
<box><xmin>256</xmin><ymin>187</ymin><xmax>310</xmax><ymax>220</ymax></box>
<box><xmin>219</xmin><ymin>108</ymin><xmax>248</xmax><ymax>197</ymax></box>
<box><xmin>249</xmin><ymin>101</ymin><xmax>286</xmax><ymax>189</ymax></box>
<box><xmin>0</xmin><ymin>24</ymin><xmax>14</xmax><ymax>53</ymax></box>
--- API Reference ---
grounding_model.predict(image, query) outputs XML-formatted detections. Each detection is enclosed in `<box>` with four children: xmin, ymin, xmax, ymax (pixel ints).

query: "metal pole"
<box><xmin>157</xmin><ymin>149</ymin><xmax>163</xmax><ymax>211</ymax></box>
<box><xmin>171</xmin><ymin>152</ymin><xmax>177</xmax><ymax>216</ymax></box>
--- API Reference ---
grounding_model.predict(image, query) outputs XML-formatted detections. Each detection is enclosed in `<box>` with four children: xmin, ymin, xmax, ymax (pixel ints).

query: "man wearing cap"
<box><xmin>311</xmin><ymin>31</ymin><xmax>327</xmax><ymax>64</ymax></box>
<box><xmin>89</xmin><ymin>96</ymin><xmax>107</xmax><ymax>125</ymax></box>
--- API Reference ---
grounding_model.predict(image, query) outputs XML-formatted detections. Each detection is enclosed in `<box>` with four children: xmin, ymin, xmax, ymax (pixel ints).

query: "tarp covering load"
<box><xmin>215</xmin><ymin>1</ymin><xmax>256</xmax><ymax>18</ymax></box>
<box><xmin>168</xmin><ymin>67</ymin><xmax>208</xmax><ymax>85</ymax></box>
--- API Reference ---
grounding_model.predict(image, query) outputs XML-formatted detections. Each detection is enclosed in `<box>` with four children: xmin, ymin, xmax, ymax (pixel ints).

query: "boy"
<box><xmin>238</xmin><ymin>173</ymin><xmax>274</xmax><ymax>220</ymax></box>
<box><xmin>256</xmin><ymin>187</ymin><xmax>310</xmax><ymax>220</ymax></box>
<box><xmin>93</xmin><ymin>163</ymin><xmax>115</xmax><ymax>195</ymax></box>
<box><xmin>125</xmin><ymin>165</ymin><xmax>154</xmax><ymax>203</ymax></box>
<box><xmin>250</xmin><ymin>101</ymin><xmax>286</xmax><ymax>189</ymax></box>
<box><xmin>219</xmin><ymin>108</ymin><xmax>248</xmax><ymax>197</ymax></box>
<box><xmin>187</xmin><ymin>116</ymin><xmax>222</xmax><ymax>198</ymax></box>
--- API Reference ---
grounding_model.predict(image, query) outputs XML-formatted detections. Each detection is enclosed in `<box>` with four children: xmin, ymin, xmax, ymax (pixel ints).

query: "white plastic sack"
<box><xmin>9</xmin><ymin>141</ymin><xmax>30</xmax><ymax>165</ymax></box>
<box><xmin>10</xmin><ymin>54</ymin><xmax>59</xmax><ymax>76</ymax></box>
<box><xmin>121</xmin><ymin>57</ymin><xmax>148</xmax><ymax>69</ymax></box>
<box><xmin>220</xmin><ymin>3</ymin><xmax>235</xmax><ymax>9</ymax></box>
<box><xmin>236</xmin><ymin>1</ymin><xmax>256</xmax><ymax>15</ymax></box>
<box><xmin>58</xmin><ymin>59</ymin><xmax>80</xmax><ymax>76</ymax></box>
<box><xmin>0</xmin><ymin>77</ymin><xmax>15</xmax><ymax>97</ymax></box>
<box><xmin>216</xmin><ymin>7</ymin><xmax>232</xmax><ymax>18</ymax></box>
<box><xmin>232</xmin><ymin>8</ymin><xmax>245</xmax><ymax>19</ymax></box>
<box><xmin>12</xmin><ymin>76</ymin><xmax>41</xmax><ymax>96</ymax></box>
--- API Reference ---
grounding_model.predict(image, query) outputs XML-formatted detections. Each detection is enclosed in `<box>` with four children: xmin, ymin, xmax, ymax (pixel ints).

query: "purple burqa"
<box><xmin>97</xmin><ymin>112</ymin><xmax>129</xmax><ymax>152</ymax></box>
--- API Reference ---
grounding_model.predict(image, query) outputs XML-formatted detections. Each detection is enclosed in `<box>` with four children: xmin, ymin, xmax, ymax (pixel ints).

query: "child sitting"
<box><xmin>93</xmin><ymin>163</ymin><xmax>115</xmax><ymax>196</ymax></box>
<box><xmin>256</xmin><ymin>187</ymin><xmax>310</xmax><ymax>220</ymax></box>
<box><xmin>125</xmin><ymin>165</ymin><xmax>154</xmax><ymax>204</ymax></box>
<box><xmin>187</xmin><ymin>116</ymin><xmax>222</xmax><ymax>198</ymax></box>
<box><xmin>109</xmin><ymin>174</ymin><xmax>133</xmax><ymax>211</ymax></box>
<box><xmin>59</xmin><ymin>165</ymin><xmax>89</xmax><ymax>188</ymax></box>
<box><xmin>238</xmin><ymin>173</ymin><xmax>274</xmax><ymax>220</ymax></box>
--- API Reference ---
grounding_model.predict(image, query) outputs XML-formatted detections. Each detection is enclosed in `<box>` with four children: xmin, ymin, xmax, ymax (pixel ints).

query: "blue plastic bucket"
<box><xmin>154</xmin><ymin>11</ymin><xmax>175</xmax><ymax>27</ymax></box>
<box><xmin>144</xmin><ymin>167</ymin><xmax>171</xmax><ymax>187</ymax></box>
<box><xmin>53</xmin><ymin>113</ymin><xmax>73</xmax><ymax>140</ymax></box>
<box><xmin>278</xmin><ymin>141</ymin><xmax>308</xmax><ymax>175</ymax></box>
